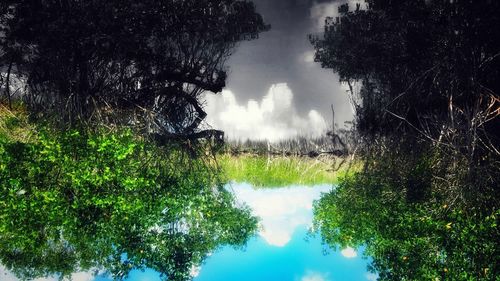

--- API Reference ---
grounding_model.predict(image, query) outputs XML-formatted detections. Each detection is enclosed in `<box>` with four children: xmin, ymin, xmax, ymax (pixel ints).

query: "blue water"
<box><xmin>110</xmin><ymin>183</ymin><xmax>375</xmax><ymax>281</ymax></box>
<box><xmin>194</xmin><ymin>228</ymin><xmax>372</xmax><ymax>281</ymax></box>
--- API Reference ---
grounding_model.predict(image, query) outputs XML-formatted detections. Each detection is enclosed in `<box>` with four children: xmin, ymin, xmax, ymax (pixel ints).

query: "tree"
<box><xmin>313</xmin><ymin>149</ymin><xmax>499</xmax><ymax>280</ymax></box>
<box><xmin>311</xmin><ymin>0</ymin><xmax>500</xmax><ymax>147</ymax></box>
<box><xmin>0</xmin><ymin>0</ymin><xmax>269</xmax><ymax>140</ymax></box>
<box><xmin>310</xmin><ymin>1</ymin><xmax>500</xmax><ymax>279</ymax></box>
<box><xmin>0</xmin><ymin>128</ymin><xmax>258</xmax><ymax>281</ymax></box>
<box><xmin>311</xmin><ymin>0</ymin><xmax>500</xmax><ymax>207</ymax></box>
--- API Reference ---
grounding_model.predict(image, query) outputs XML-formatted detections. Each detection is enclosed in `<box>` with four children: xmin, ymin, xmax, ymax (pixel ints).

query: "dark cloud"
<box><xmin>223</xmin><ymin>0</ymin><xmax>354</xmax><ymax>132</ymax></box>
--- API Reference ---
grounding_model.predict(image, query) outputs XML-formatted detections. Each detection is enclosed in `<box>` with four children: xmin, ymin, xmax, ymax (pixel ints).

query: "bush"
<box><xmin>0</xmin><ymin>123</ymin><xmax>257</xmax><ymax>281</ymax></box>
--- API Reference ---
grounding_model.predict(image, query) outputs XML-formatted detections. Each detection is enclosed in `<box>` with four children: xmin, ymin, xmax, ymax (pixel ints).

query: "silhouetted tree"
<box><xmin>0</xmin><ymin>0</ymin><xmax>269</xmax><ymax>140</ymax></box>
<box><xmin>311</xmin><ymin>0</ymin><xmax>500</xmax><ymax>203</ymax></box>
<box><xmin>311</xmin><ymin>0</ymin><xmax>500</xmax><ymax>148</ymax></box>
<box><xmin>311</xmin><ymin>2</ymin><xmax>500</xmax><ymax>279</ymax></box>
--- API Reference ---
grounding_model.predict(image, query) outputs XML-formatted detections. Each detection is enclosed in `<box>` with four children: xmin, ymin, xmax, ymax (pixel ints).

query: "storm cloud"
<box><xmin>206</xmin><ymin>0</ymin><xmax>360</xmax><ymax>140</ymax></box>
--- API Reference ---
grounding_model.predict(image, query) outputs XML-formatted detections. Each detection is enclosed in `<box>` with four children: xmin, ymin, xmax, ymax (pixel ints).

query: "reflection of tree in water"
<box><xmin>311</xmin><ymin>1</ymin><xmax>499</xmax><ymax>280</ymax></box>
<box><xmin>0</xmin><ymin>1</ymin><xmax>267</xmax><ymax>278</ymax></box>
<box><xmin>314</xmin><ymin>161</ymin><xmax>499</xmax><ymax>280</ymax></box>
<box><xmin>0</xmin><ymin>130</ymin><xmax>257</xmax><ymax>281</ymax></box>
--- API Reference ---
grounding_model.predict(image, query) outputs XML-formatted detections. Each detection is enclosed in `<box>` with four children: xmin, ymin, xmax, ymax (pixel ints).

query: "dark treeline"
<box><xmin>224</xmin><ymin>127</ymin><xmax>354</xmax><ymax>158</ymax></box>
<box><xmin>311</xmin><ymin>0</ymin><xmax>499</xmax><ymax>280</ymax></box>
<box><xmin>0</xmin><ymin>1</ymin><xmax>269</xmax><ymax>280</ymax></box>
<box><xmin>0</xmin><ymin>0</ymin><xmax>268</xmax><ymax>141</ymax></box>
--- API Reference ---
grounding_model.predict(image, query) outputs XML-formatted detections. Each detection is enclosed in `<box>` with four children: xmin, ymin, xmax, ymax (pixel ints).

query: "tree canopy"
<box><xmin>311</xmin><ymin>0</ymin><xmax>500</xmax><ymax>207</ymax></box>
<box><xmin>0</xmin><ymin>0</ymin><xmax>269</xmax><ymax>139</ymax></box>
<box><xmin>313</xmin><ymin>162</ymin><xmax>499</xmax><ymax>280</ymax></box>
<box><xmin>311</xmin><ymin>1</ymin><xmax>500</xmax><ymax>279</ymax></box>
<box><xmin>0</xmin><ymin>121</ymin><xmax>257</xmax><ymax>281</ymax></box>
<box><xmin>0</xmin><ymin>2</ymin><xmax>269</xmax><ymax>279</ymax></box>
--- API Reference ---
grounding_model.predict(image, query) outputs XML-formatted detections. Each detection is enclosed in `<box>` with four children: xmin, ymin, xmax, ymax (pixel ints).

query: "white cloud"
<box><xmin>70</xmin><ymin>271</ymin><xmax>96</xmax><ymax>281</ymax></box>
<box><xmin>230</xmin><ymin>183</ymin><xmax>332</xmax><ymax>247</ymax></box>
<box><xmin>204</xmin><ymin>83</ymin><xmax>328</xmax><ymax>142</ymax></box>
<box><xmin>0</xmin><ymin>265</ymin><xmax>18</xmax><ymax>281</ymax></box>
<box><xmin>341</xmin><ymin>247</ymin><xmax>358</xmax><ymax>258</ymax></box>
<box><xmin>190</xmin><ymin>265</ymin><xmax>201</xmax><ymax>278</ymax></box>
<box><xmin>300</xmin><ymin>270</ymin><xmax>331</xmax><ymax>281</ymax></box>
<box><xmin>310</xmin><ymin>2</ymin><xmax>338</xmax><ymax>32</ymax></box>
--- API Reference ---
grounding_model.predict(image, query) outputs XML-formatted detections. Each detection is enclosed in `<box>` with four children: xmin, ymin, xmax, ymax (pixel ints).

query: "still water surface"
<box><xmin>107</xmin><ymin>184</ymin><xmax>374</xmax><ymax>281</ymax></box>
<box><xmin>2</xmin><ymin>183</ymin><xmax>374</xmax><ymax>281</ymax></box>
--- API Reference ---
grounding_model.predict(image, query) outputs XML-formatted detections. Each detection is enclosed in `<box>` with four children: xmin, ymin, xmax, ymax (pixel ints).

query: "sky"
<box><xmin>205</xmin><ymin>0</ymin><xmax>367</xmax><ymax>141</ymax></box>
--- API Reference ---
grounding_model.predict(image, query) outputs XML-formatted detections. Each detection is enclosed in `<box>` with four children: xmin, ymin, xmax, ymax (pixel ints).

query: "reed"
<box><xmin>218</xmin><ymin>153</ymin><xmax>358</xmax><ymax>187</ymax></box>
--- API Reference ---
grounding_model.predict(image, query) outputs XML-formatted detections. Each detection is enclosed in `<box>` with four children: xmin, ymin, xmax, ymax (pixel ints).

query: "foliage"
<box><xmin>0</xmin><ymin>103</ymin><xmax>33</xmax><ymax>142</ymax></box>
<box><xmin>311</xmin><ymin>0</ymin><xmax>500</xmax><ymax>153</ymax></box>
<box><xmin>218</xmin><ymin>154</ymin><xmax>355</xmax><ymax>187</ymax></box>
<box><xmin>313</xmin><ymin>150</ymin><xmax>499</xmax><ymax>280</ymax></box>
<box><xmin>0</xmin><ymin>0</ymin><xmax>268</xmax><ymax>138</ymax></box>
<box><xmin>311</xmin><ymin>1</ymin><xmax>500</xmax><ymax>279</ymax></box>
<box><xmin>309</xmin><ymin>0</ymin><xmax>500</xmax><ymax>207</ymax></box>
<box><xmin>0</xmin><ymin>117</ymin><xmax>258</xmax><ymax>281</ymax></box>
<box><xmin>0</xmin><ymin>1</ymin><xmax>270</xmax><ymax>279</ymax></box>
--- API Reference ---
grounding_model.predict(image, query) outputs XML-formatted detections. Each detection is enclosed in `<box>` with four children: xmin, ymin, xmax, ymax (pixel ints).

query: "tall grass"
<box><xmin>0</xmin><ymin>103</ymin><xmax>34</xmax><ymax>142</ymax></box>
<box><xmin>218</xmin><ymin>154</ymin><xmax>357</xmax><ymax>187</ymax></box>
<box><xmin>223</xmin><ymin>130</ymin><xmax>354</xmax><ymax>157</ymax></box>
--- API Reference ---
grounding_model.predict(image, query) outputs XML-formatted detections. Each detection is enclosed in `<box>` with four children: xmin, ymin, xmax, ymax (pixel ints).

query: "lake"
<box><xmin>99</xmin><ymin>183</ymin><xmax>374</xmax><ymax>281</ymax></box>
<box><xmin>1</xmin><ymin>183</ymin><xmax>375</xmax><ymax>281</ymax></box>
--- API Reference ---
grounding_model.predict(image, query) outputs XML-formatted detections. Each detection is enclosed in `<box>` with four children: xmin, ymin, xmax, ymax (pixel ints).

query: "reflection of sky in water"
<box><xmin>192</xmin><ymin>183</ymin><xmax>374</xmax><ymax>281</ymax></box>
<box><xmin>194</xmin><ymin>228</ymin><xmax>374</xmax><ymax>281</ymax></box>
<box><xmin>229</xmin><ymin>183</ymin><xmax>332</xmax><ymax>247</ymax></box>
<box><xmin>1</xmin><ymin>183</ymin><xmax>375</xmax><ymax>281</ymax></box>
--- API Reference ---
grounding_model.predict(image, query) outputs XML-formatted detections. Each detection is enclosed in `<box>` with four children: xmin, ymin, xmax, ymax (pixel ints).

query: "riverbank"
<box><xmin>1</xmin><ymin>104</ymin><xmax>352</xmax><ymax>189</ymax></box>
<box><xmin>218</xmin><ymin>153</ymin><xmax>357</xmax><ymax>187</ymax></box>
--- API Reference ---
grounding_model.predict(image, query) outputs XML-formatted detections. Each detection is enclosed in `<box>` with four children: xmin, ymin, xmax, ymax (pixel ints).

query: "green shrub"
<box><xmin>313</xmin><ymin>154</ymin><xmax>499</xmax><ymax>280</ymax></box>
<box><xmin>0</xmin><ymin>124</ymin><xmax>257</xmax><ymax>281</ymax></box>
<box><xmin>218</xmin><ymin>154</ymin><xmax>355</xmax><ymax>187</ymax></box>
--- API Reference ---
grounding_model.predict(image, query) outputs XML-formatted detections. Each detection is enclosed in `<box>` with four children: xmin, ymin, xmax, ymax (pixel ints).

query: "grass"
<box><xmin>0</xmin><ymin>103</ymin><xmax>35</xmax><ymax>142</ymax></box>
<box><xmin>218</xmin><ymin>153</ymin><xmax>358</xmax><ymax>187</ymax></box>
<box><xmin>1</xmin><ymin>102</ymin><xmax>357</xmax><ymax>188</ymax></box>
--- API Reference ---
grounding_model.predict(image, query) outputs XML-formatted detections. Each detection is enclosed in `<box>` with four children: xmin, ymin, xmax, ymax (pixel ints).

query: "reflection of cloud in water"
<box><xmin>0</xmin><ymin>265</ymin><xmax>96</xmax><ymax>281</ymax></box>
<box><xmin>300</xmin><ymin>270</ymin><xmax>330</xmax><ymax>281</ymax></box>
<box><xmin>0</xmin><ymin>265</ymin><xmax>18</xmax><ymax>281</ymax></box>
<box><xmin>190</xmin><ymin>265</ymin><xmax>201</xmax><ymax>278</ymax></box>
<box><xmin>341</xmin><ymin>247</ymin><xmax>358</xmax><ymax>258</ymax></box>
<box><xmin>229</xmin><ymin>183</ymin><xmax>332</xmax><ymax>247</ymax></box>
